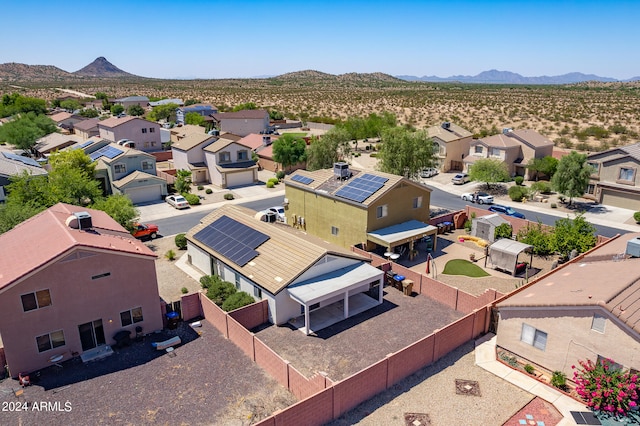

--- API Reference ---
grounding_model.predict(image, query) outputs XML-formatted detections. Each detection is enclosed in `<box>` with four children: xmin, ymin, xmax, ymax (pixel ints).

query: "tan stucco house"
<box><xmin>202</xmin><ymin>133</ymin><xmax>258</xmax><ymax>188</ymax></box>
<box><xmin>211</xmin><ymin>110</ymin><xmax>270</xmax><ymax>137</ymax></box>
<box><xmin>98</xmin><ymin>116</ymin><xmax>162</xmax><ymax>152</ymax></box>
<box><xmin>425</xmin><ymin>122</ymin><xmax>473</xmax><ymax>172</ymax></box>
<box><xmin>171</xmin><ymin>132</ymin><xmax>217</xmax><ymax>184</ymax></box>
<box><xmin>585</xmin><ymin>142</ymin><xmax>640</xmax><ymax>210</ymax></box>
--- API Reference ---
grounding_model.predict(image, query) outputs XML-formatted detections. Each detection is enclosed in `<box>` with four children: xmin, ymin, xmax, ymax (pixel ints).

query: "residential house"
<box><xmin>496</xmin><ymin>233</ymin><xmax>640</xmax><ymax>379</ymax></box>
<box><xmin>84</xmin><ymin>100</ymin><xmax>104</xmax><ymax>111</ymax></box>
<box><xmin>85</xmin><ymin>142</ymin><xmax>168</xmax><ymax>203</ymax></box>
<box><xmin>210</xmin><ymin>110</ymin><xmax>270</xmax><ymax>137</ymax></box>
<box><xmin>0</xmin><ymin>203</ymin><xmax>163</xmax><ymax>376</ymax></box>
<box><xmin>169</xmin><ymin>124</ymin><xmax>207</xmax><ymax>144</ymax></box>
<box><xmin>74</xmin><ymin>118</ymin><xmax>100</xmax><ymax>140</ymax></box>
<box><xmin>175</xmin><ymin>104</ymin><xmax>217</xmax><ymax>125</ymax></box>
<box><xmin>34</xmin><ymin>133</ymin><xmax>83</xmax><ymax>157</ymax></box>
<box><xmin>171</xmin><ymin>132</ymin><xmax>217</xmax><ymax>184</ymax></box>
<box><xmin>238</xmin><ymin>134</ymin><xmax>306</xmax><ymax>173</ymax></box>
<box><xmin>0</xmin><ymin>151</ymin><xmax>47</xmax><ymax>202</ymax></box>
<box><xmin>112</xmin><ymin>96</ymin><xmax>150</xmax><ymax>110</ymax></box>
<box><xmin>98</xmin><ymin>116</ymin><xmax>162</xmax><ymax>153</ymax></box>
<box><xmin>186</xmin><ymin>204</ymin><xmax>384</xmax><ymax>335</ymax></box>
<box><xmin>284</xmin><ymin>164</ymin><xmax>437</xmax><ymax>253</ymax></box>
<box><xmin>49</xmin><ymin>112</ymin><xmax>85</xmax><ymax>131</ymax></box>
<box><xmin>464</xmin><ymin>129</ymin><xmax>554</xmax><ymax>179</ymax></box>
<box><xmin>149</xmin><ymin>99</ymin><xmax>184</xmax><ymax>107</ymax></box>
<box><xmin>425</xmin><ymin>122</ymin><xmax>473</xmax><ymax>172</ymax></box>
<box><xmin>203</xmin><ymin>133</ymin><xmax>258</xmax><ymax>188</ymax></box>
<box><xmin>584</xmin><ymin>142</ymin><xmax>640</xmax><ymax>210</ymax></box>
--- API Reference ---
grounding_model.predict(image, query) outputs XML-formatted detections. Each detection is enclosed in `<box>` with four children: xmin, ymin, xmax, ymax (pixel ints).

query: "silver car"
<box><xmin>166</xmin><ymin>195</ymin><xmax>190</xmax><ymax>209</ymax></box>
<box><xmin>452</xmin><ymin>173</ymin><xmax>470</xmax><ymax>185</ymax></box>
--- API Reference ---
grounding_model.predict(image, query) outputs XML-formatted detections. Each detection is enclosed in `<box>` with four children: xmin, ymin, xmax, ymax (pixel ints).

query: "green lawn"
<box><xmin>279</xmin><ymin>132</ymin><xmax>307</xmax><ymax>138</ymax></box>
<box><xmin>442</xmin><ymin>259</ymin><xmax>490</xmax><ymax>277</ymax></box>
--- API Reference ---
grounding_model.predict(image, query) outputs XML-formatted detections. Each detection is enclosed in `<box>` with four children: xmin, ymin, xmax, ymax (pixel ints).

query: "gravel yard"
<box><xmin>145</xmin><ymin>235</ymin><xmax>201</xmax><ymax>302</ymax></box>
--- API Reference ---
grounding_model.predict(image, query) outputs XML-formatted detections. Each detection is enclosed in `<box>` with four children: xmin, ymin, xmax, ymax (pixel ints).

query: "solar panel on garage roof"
<box><xmin>334</xmin><ymin>174</ymin><xmax>389</xmax><ymax>203</ymax></box>
<box><xmin>78</xmin><ymin>140</ymin><xmax>93</xmax><ymax>149</ymax></box>
<box><xmin>193</xmin><ymin>215</ymin><xmax>270</xmax><ymax>267</ymax></box>
<box><xmin>291</xmin><ymin>174</ymin><xmax>314</xmax><ymax>185</ymax></box>
<box><xmin>89</xmin><ymin>145</ymin><xmax>123</xmax><ymax>161</ymax></box>
<box><xmin>2</xmin><ymin>152</ymin><xmax>42</xmax><ymax>168</ymax></box>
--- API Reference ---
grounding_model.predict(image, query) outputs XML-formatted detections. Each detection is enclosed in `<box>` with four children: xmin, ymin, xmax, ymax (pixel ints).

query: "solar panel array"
<box><xmin>334</xmin><ymin>173</ymin><xmax>389</xmax><ymax>203</ymax></box>
<box><xmin>291</xmin><ymin>174</ymin><xmax>314</xmax><ymax>185</ymax></box>
<box><xmin>193</xmin><ymin>215</ymin><xmax>270</xmax><ymax>267</ymax></box>
<box><xmin>89</xmin><ymin>146</ymin><xmax>124</xmax><ymax>161</ymax></box>
<box><xmin>78</xmin><ymin>140</ymin><xmax>94</xmax><ymax>149</ymax></box>
<box><xmin>2</xmin><ymin>152</ymin><xmax>42</xmax><ymax>168</ymax></box>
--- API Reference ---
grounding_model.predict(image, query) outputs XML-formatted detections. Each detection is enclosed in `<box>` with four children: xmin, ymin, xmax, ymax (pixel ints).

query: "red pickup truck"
<box><xmin>131</xmin><ymin>223</ymin><xmax>159</xmax><ymax>240</ymax></box>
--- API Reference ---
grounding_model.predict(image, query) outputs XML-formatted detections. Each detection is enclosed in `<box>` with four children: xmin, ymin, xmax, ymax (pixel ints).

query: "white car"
<box><xmin>461</xmin><ymin>191</ymin><xmax>494</xmax><ymax>204</ymax></box>
<box><xmin>452</xmin><ymin>173</ymin><xmax>470</xmax><ymax>185</ymax></box>
<box><xmin>268</xmin><ymin>206</ymin><xmax>285</xmax><ymax>222</ymax></box>
<box><xmin>166</xmin><ymin>195</ymin><xmax>189</xmax><ymax>209</ymax></box>
<box><xmin>420</xmin><ymin>168</ymin><xmax>439</xmax><ymax>178</ymax></box>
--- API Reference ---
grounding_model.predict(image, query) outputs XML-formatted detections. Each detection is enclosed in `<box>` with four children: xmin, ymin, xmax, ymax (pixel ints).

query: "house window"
<box><xmin>21</xmin><ymin>289</ymin><xmax>52</xmax><ymax>312</ymax></box>
<box><xmin>219</xmin><ymin>152</ymin><xmax>231</xmax><ymax>163</ymax></box>
<box><xmin>597</xmin><ymin>355</ymin><xmax>623</xmax><ymax>371</ymax></box>
<box><xmin>142</xmin><ymin>128</ymin><xmax>148</xmax><ymax>134</ymax></box>
<box><xmin>413</xmin><ymin>196</ymin><xmax>423</xmax><ymax>209</ymax></box>
<box><xmin>237</xmin><ymin>150</ymin><xmax>248</xmax><ymax>161</ymax></box>
<box><xmin>253</xmin><ymin>286</ymin><xmax>262</xmax><ymax>299</ymax></box>
<box><xmin>588</xmin><ymin>162</ymin><xmax>600</xmax><ymax>174</ymax></box>
<box><xmin>142</xmin><ymin>161</ymin><xmax>154</xmax><ymax>171</ymax></box>
<box><xmin>591</xmin><ymin>314</ymin><xmax>606</xmax><ymax>333</ymax></box>
<box><xmin>114</xmin><ymin>164</ymin><xmax>126</xmax><ymax>174</ymax></box>
<box><xmin>618</xmin><ymin>167</ymin><xmax>635</xmax><ymax>182</ymax></box>
<box><xmin>491</xmin><ymin>147</ymin><xmax>501</xmax><ymax>157</ymax></box>
<box><xmin>520</xmin><ymin>323</ymin><xmax>547</xmax><ymax>351</ymax></box>
<box><xmin>150</xmin><ymin>128</ymin><xmax>155</xmax><ymax>133</ymax></box>
<box><xmin>376</xmin><ymin>204</ymin><xmax>388</xmax><ymax>219</ymax></box>
<box><xmin>120</xmin><ymin>307</ymin><xmax>144</xmax><ymax>327</ymax></box>
<box><xmin>151</xmin><ymin>141</ymin><xmax>156</xmax><ymax>146</ymax></box>
<box><xmin>144</xmin><ymin>141</ymin><xmax>150</xmax><ymax>148</ymax></box>
<box><xmin>234</xmin><ymin>272</ymin><xmax>240</xmax><ymax>289</ymax></box>
<box><xmin>36</xmin><ymin>330</ymin><xmax>65</xmax><ymax>353</ymax></box>
<box><xmin>331</xmin><ymin>226</ymin><xmax>339</xmax><ymax>236</ymax></box>
<box><xmin>474</xmin><ymin>145</ymin><xmax>483</xmax><ymax>154</ymax></box>
<box><xmin>586</xmin><ymin>184</ymin><xmax>595</xmax><ymax>195</ymax></box>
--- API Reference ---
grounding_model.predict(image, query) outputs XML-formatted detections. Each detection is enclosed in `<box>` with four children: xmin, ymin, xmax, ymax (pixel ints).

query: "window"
<box><xmin>491</xmin><ymin>147</ymin><xmax>501</xmax><ymax>157</ymax></box>
<box><xmin>597</xmin><ymin>355</ymin><xmax>623</xmax><ymax>371</ymax></box>
<box><xmin>142</xmin><ymin>128</ymin><xmax>148</xmax><ymax>134</ymax></box>
<box><xmin>413</xmin><ymin>196</ymin><xmax>423</xmax><ymax>209</ymax></box>
<box><xmin>21</xmin><ymin>289</ymin><xmax>51</xmax><ymax>312</ymax></box>
<box><xmin>520</xmin><ymin>323</ymin><xmax>547</xmax><ymax>351</ymax></box>
<box><xmin>237</xmin><ymin>150</ymin><xmax>248</xmax><ymax>161</ymax></box>
<box><xmin>588</xmin><ymin>162</ymin><xmax>600</xmax><ymax>174</ymax></box>
<box><xmin>150</xmin><ymin>128</ymin><xmax>155</xmax><ymax>133</ymax></box>
<box><xmin>253</xmin><ymin>286</ymin><xmax>262</xmax><ymax>299</ymax></box>
<box><xmin>144</xmin><ymin>141</ymin><xmax>150</xmax><ymax>148</ymax></box>
<box><xmin>114</xmin><ymin>164</ymin><xmax>126</xmax><ymax>174</ymax></box>
<box><xmin>219</xmin><ymin>152</ymin><xmax>231</xmax><ymax>163</ymax></box>
<box><xmin>120</xmin><ymin>307</ymin><xmax>144</xmax><ymax>327</ymax></box>
<box><xmin>234</xmin><ymin>272</ymin><xmax>240</xmax><ymax>289</ymax></box>
<box><xmin>474</xmin><ymin>145</ymin><xmax>483</xmax><ymax>154</ymax></box>
<box><xmin>36</xmin><ymin>330</ymin><xmax>65</xmax><ymax>353</ymax></box>
<box><xmin>331</xmin><ymin>226</ymin><xmax>339</xmax><ymax>236</ymax></box>
<box><xmin>91</xmin><ymin>272</ymin><xmax>111</xmax><ymax>280</ymax></box>
<box><xmin>586</xmin><ymin>184</ymin><xmax>595</xmax><ymax>195</ymax></box>
<box><xmin>618</xmin><ymin>167</ymin><xmax>635</xmax><ymax>182</ymax></box>
<box><xmin>591</xmin><ymin>314</ymin><xmax>606</xmax><ymax>333</ymax></box>
<box><xmin>151</xmin><ymin>141</ymin><xmax>156</xmax><ymax>147</ymax></box>
<box><xmin>376</xmin><ymin>204</ymin><xmax>388</xmax><ymax>219</ymax></box>
<box><xmin>142</xmin><ymin>160</ymin><xmax>154</xmax><ymax>171</ymax></box>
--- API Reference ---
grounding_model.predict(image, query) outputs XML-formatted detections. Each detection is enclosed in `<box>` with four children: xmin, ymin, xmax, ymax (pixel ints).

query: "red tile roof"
<box><xmin>0</xmin><ymin>203</ymin><xmax>156</xmax><ymax>291</ymax></box>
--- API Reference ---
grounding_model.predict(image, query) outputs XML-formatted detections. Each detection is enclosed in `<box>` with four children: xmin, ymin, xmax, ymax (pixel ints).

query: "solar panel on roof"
<box><xmin>89</xmin><ymin>145</ymin><xmax>124</xmax><ymax>161</ymax></box>
<box><xmin>78</xmin><ymin>140</ymin><xmax>93</xmax><ymax>149</ymax></box>
<box><xmin>2</xmin><ymin>152</ymin><xmax>42</xmax><ymax>168</ymax></box>
<box><xmin>193</xmin><ymin>215</ymin><xmax>270</xmax><ymax>267</ymax></box>
<box><xmin>334</xmin><ymin>174</ymin><xmax>388</xmax><ymax>203</ymax></box>
<box><xmin>291</xmin><ymin>174</ymin><xmax>314</xmax><ymax>185</ymax></box>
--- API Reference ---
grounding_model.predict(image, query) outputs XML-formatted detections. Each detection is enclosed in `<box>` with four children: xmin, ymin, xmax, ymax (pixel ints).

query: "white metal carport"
<box><xmin>367</xmin><ymin>220</ymin><xmax>438</xmax><ymax>254</ymax></box>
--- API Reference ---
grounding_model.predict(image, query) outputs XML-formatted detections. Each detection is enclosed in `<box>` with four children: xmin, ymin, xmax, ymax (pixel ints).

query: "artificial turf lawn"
<box><xmin>442</xmin><ymin>259</ymin><xmax>490</xmax><ymax>277</ymax></box>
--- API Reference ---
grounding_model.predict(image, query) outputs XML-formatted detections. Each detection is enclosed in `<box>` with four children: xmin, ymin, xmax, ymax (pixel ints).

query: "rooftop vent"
<box><xmin>334</xmin><ymin>162</ymin><xmax>351</xmax><ymax>180</ymax></box>
<box><xmin>442</xmin><ymin>122</ymin><xmax>451</xmax><ymax>130</ymax></box>
<box><xmin>262</xmin><ymin>135</ymin><xmax>272</xmax><ymax>146</ymax></box>
<box><xmin>66</xmin><ymin>212</ymin><xmax>93</xmax><ymax>230</ymax></box>
<box><xmin>503</xmin><ymin>128</ymin><xmax>513</xmax><ymax>135</ymax></box>
<box><xmin>626</xmin><ymin>237</ymin><xmax>640</xmax><ymax>257</ymax></box>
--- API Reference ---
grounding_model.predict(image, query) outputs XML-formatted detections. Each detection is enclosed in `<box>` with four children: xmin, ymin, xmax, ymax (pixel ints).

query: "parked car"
<box><xmin>132</xmin><ymin>222</ymin><xmax>159</xmax><ymax>240</ymax></box>
<box><xmin>451</xmin><ymin>173</ymin><xmax>470</xmax><ymax>185</ymax></box>
<box><xmin>461</xmin><ymin>191</ymin><xmax>494</xmax><ymax>204</ymax></box>
<box><xmin>488</xmin><ymin>204</ymin><xmax>526</xmax><ymax>219</ymax></box>
<box><xmin>166</xmin><ymin>194</ymin><xmax>189</xmax><ymax>209</ymax></box>
<box><xmin>268</xmin><ymin>206</ymin><xmax>285</xmax><ymax>222</ymax></box>
<box><xmin>420</xmin><ymin>168</ymin><xmax>439</xmax><ymax>178</ymax></box>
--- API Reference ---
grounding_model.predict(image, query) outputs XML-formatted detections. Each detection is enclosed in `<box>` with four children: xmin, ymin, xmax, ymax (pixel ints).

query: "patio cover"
<box><xmin>488</xmin><ymin>239</ymin><xmax>533</xmax><ymax>276</ymax></box>
<box><xmin>367</xmin><ymin>220</ymin><xmax>438</xmax><ymax>251</ymax></box>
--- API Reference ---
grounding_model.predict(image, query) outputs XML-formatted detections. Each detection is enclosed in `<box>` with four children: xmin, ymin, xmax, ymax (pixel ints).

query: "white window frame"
<box><xmin>114</xmin><ymin>163</ymin><xmax>127</xmax><ymax>174</ymax></box>
<box><xmin>491</xmin><ymin>147</ymin><xmax>501</xmax><ymax>157</ymax></box>
<box><xmin>618</xmin><ymin>167</ymin><xmax>635</xmax><ymax>182</ymax></box>
<box><xmin>234</xmin><ymin>272</ymin><xmax>240</xmax><ymax>290</ymax></box>
<box><xmin>253</xmin><ymin>285</ymin><xmax>262</xmax><ymax>299</ymax></box>
<box><xmin>376</xmin><ymin>204</ymin><xmax>388</xmax><ymax>219</ymax></box>
<box><xmin>413</xmin><ymin>196</ymin><xmax>423</xmax><ymax>209</ymax></box>
<box><xmin>142</xmin><ymin>160</ymin><xmax>154</xmax><ymax>171</ymax></box>
<box><xmin>120</xmin><ymin>307</ymin><xmax>144</xmax><ymax>327</ymax></box>
<box><xmin>219</xmin><ymin>152</ymin><xmax>231</xmax><ymax>163</ymax></box>
<box><xmin>474</xmin><ymin>145</ymin><xmax>483</xmax><ymax>154</ymax></box>
<box><xmin>237</xmin><ymin>150</ymin><xmax>248</xmax><ymax>161</ymax></box>
<box><xmin>521</xmin><ymin>323</ymin><xmax>547</xmax><ymax>351</ymax></box>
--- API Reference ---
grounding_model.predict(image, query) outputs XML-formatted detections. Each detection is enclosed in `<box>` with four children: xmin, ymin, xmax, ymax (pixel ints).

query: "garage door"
<box><xmin>125</xmin><ymin>185</ymin><xmax>163</xmax><ymax>204</ymax></box>
<box><xmin>225</xmin><ymin>171</ymin><xmax>254</xmax><ymax>188</ymax></box>
<box><xmin>601</xmin><ymin>188</ymin><xmax>640</xmax><ymax>210</ymax></box>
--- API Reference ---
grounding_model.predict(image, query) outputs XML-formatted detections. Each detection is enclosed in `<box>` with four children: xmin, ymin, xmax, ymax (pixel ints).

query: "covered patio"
<box><xmin>486</xmin><ymin>239</ymin><xmax>534</xmax><ymax>276</ymax></box>
<box><xmin>287</xmin><ymin>263</ymin><xmax>383</xmax><ymax>335</ymax></box>
<box><xmin>367</xmin><ymin>220</ymin><xmax>438</xmax><ymax>260</ymax></box>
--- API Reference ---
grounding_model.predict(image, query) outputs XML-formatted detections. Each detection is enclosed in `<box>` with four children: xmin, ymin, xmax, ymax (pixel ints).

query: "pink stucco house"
<box><xmin>98</xmin><ymin>116</ymin><xmax>162</xmax><ymax>152</ymax></box>
<box><xmin>0</xmin><ymin>203</ymin><xmax>163</xmax><ymax>376</ymax></box>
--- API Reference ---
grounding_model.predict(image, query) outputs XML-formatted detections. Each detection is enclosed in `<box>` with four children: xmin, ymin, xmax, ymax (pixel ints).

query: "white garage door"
<box><xmin>125</xmin><ymin>185</ymin><xmax>163</xmax><ymax>204</ymax></box>
<box><xmin>601</xmin><ymin>189</ymin><xmax>640</xmax><ymax>211</ymax></box>
<box><xmin>225</xmin><ymin>171</ymin><xmax>254</xmax><ymax>188</ymax></box>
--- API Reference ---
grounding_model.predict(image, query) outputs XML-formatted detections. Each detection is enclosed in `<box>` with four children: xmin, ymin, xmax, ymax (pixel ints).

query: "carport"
<box><xmin>287</xmin><ymin>263</ymin><xmax>383</xmax><ymax>335</ymax></box>
<box><xmin>367</xmin><ymin>220</ymin><xmax>438</xmax><ymax>256</ymax></box>
<box><xmin>487</xmin><ymin>239</ymin><xmax>533</xmax><ymax>276</ymax></box>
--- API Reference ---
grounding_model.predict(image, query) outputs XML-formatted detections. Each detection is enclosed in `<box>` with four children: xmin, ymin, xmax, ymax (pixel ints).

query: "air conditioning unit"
<box><xmin>442</xmin><ymin>122</ymin><xmax>451</xmax><ymax>129</ymax></box>
<box><xmin>334</xmin><ymin>162</ymin><xmax>350</xmax><ymax>180</ymax></box>
<box><xmin>626</xmin><ymin>237</ymin><xmax>640</xmax><ymax>257</ymax></box>
<box><xmin>73</xmin><ymin>212</ymin><xmax>93</xmax><ymax>230</ymax></box>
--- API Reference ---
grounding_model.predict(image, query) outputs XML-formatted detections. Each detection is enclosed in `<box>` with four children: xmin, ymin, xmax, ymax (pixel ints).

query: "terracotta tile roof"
<box><xmin>498</xmin><ymin>233</ymin><xmax>640</xmax><ymax>335</ymax></box>
<box><xmin>211</xmin><ymin>109</ymin><xmax>269</xmax><ymax>121</ymax></box>
<box><xmin>426</xmin><ymin>123</ymin><xmax>472</xmax><ymax>142</ymax></box>
<box><xmin>98</xmin><ymin>116</ymin><xmax>139</xmax><ymax>128</ymax></box>
<box><xmin>238</xmin><ymin>133</ymin><xmax>270</xmax><ymax>150</ymax></box>
<box><xmin>186</xmin><ymin>205</ymin><xmax>366</xmax><ymax>294</ymax></box>
<box><xmin>475</xmin><ymin>133</ymin><xmax>522</xmax><ymax>148</ymax></box>
<box><xmin>0</xmin><ymin>203</ymin><xmax>156</xmax><ymax>291</ymax></box>
<box><xmin>171</xmin><ymin>133</ymin><xmax>216</xmax><ymax>151</ymax></box>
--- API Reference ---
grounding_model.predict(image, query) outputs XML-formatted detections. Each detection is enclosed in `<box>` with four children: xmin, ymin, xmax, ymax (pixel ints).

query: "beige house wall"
<box><xmin>438</xmin><ymin>136</ymin><xmax>472</xmax><ymax>172</ymax></box>
<box><xmin>497</xmin><ymin>307</ymin><xmax>640</xmax><ymax>378</ymax></box>
<box><xmin>99</xmin><ymin>120</ymin><xmax>162</xmax><ymax>152</ymax></box>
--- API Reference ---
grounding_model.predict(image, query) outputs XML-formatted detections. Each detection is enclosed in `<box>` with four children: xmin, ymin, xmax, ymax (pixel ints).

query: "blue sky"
<box><xmin>2</xmin><ymin>0</ymin><xmax>638</xmax><ymax>79</ymax></box>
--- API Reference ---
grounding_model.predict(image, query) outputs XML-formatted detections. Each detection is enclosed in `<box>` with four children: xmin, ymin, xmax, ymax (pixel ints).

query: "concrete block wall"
<box><xmin>227</xmin><ymin>316</ymin><xmax>254</xmax><ymax>359</ymax></box>
<box><xmin>229</xmin><ymin>300</ymin><xmax>269</xmax><ymax>330</ymax></box>
<box><xmin>288</xmin><ymin>364</ymin><xmax>326</xmax><ymax>400</ymax></box>
<box><xmin>270</xmin><ymin>388</ymin><xmax>334</xmax><ymax>426</ymax></box>
<box><xmin>199</xmin><ymin>293</ymin><xmax>228</xmax><ymax>337</ymax></box>
<box><xmin>433</xmin><ymin>314</ymin><xmax>475</xmax><ymax>361</ymax></box>
<box><xmin>420</xmin><ymin>276</ymin><xmax>459</xmax><ymax>309</ymax></box>
<box><xmin>254</xmin><ymin>338</ymin><xmax>289</xmax><ymax>389</ymax></box>
<box><xmin>332</xmin><ymin>359</ymin><xmax>388</xmax><ymax>419</ymax></box>
<box><xmin>180</xmin><ymin>293</ymin><xmax>203</xmax><ymax>322</ymax></box>
<box><xmin>386</xmin><ymin>334</ymin><xmax>435</xmax><ymax>386</ymax></box>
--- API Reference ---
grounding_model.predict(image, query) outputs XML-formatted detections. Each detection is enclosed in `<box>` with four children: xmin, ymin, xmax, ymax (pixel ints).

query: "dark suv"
<box><xmin>488</xmin><ymin>204</ymin><xmax>526</xmax><ymax>219</ymax></box>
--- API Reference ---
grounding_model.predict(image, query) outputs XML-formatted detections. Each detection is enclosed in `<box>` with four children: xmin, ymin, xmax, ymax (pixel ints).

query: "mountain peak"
<box><xmin>73</xmin><ymin>57</ymin><xmax>136</xmax><ymax>78</ymax></box>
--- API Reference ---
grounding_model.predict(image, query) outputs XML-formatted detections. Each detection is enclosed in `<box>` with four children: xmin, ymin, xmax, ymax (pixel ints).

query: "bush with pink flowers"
<box><xmin>572</xmin><ymin>358</ymin><xmax>639</xmax><ymax>416</ymax></box>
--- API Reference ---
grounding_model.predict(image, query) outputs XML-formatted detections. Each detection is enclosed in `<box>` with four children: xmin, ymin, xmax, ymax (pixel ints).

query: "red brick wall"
<box><xmin>419</xmin><ymin>276</ymin><xmax>459</xmax><ymax>309</ymax></box>
<box><xmin>157</xmin><ymin>169</ymin><xmax>176</xmax><ymax>185</ymax></box>
<box><xmin>150</xmin><ymin>151</ymin><xmax>173</xmax><ymax>162</ymax></box>
<box><xmin>387</xmin><ymin>334</ymin><xmax>435</xmax><ymax>386</ymax></box>
<box><xmin>271</xmin><ymin>388</ymin><xmax>334</xmax><ymax>426</ymax></box>
<box><xmin>229</xmin><ymin>300</ymin><xmax>269</xmax><ymax>330</ymax></box>
<box><xmin>473</xmin><ymin>307</ymin><xmax>490</xmax><ymax>337</ymax></box>
<box><xmin>430</xmin><ymin>211</ymin><xmax>457</xmax><ymax>226</ymax></box>
<box><xmin>288</xmin><ymin>364</ymin><xmax>326</xmax><ymax>400</ymax></box>
<box><xmin>332</xmin><ymin>359</ymin><xmax>388</xmax><ymax>418</ymax></box>
<box><xmin>227</xmin><ymin>316</ymin><xmax>254</xmax><ymax>360</ymax></box>
<box><xmin>433</xmin><ymin>314</ymin><xmax>475</xmax><ymax>361</ymax></box>
<box><xmin>180</xmin><ymin>293</ymin><xmax>202</xmax><ymax>322</ymax></box>
<box><xmin>199</xmin><ymin>293</ymin><xmax>228</xmax><ymax>337</ymax></box>
<box><xmin>254</xmin><ymin>338</ymin><xmax>289</xmax><ymax>389</ymax></box>
<box><xmin>253</xmin><ymin>416</ymin><xmax>275</xmax><ymax>426</ymax></box>
<box><xmin>456</xmin><ymin>288</ymin><xmax>500</xmax><ymax>314</ymax></box>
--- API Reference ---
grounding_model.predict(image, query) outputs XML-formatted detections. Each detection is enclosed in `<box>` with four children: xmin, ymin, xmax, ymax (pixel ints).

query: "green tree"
<box><xmin>516</xmin><ymin>222</ymin><xmax>555</xmax><ymax>255</ymax></box>
<box><xmin>272</xmin><ymin>134</ymin><xmax>307</xmax><ymax>171</ymax></box>
<box><xmin>221</xmin><ymin>291</ymin><xmax>255</xmax><ymax>312</ymax></box>
<box><xmin>94</xmin><ymin>92</ymin><xmax>109</xmax><ymax>100</ymax></box>
<box><xmin>60</xmin><ymin>99</ymin><xmax>81</xmax><ymax>112</ymax></box>
<box><xmin>91</xmin><ymin>194</ymin><xmax>138</xmax><ymax>231</ymax></box>
<box><xmin>175</xmin><ymin>169</ymin><xmax>192</xmax><ymax>194</ymax></box>
<box><xmin>269</xmin><ymin>110</ymin><xmax>284</xmax><ymax>120</ymax></box>
<box><xmin>146</xmin><ymin>103</ymin><xmax>179</xmax><ymax>122</ymax></box>
<box><xmin>0</xmin><ymin>202</ymin><xmax>46</xmax><ymax>234</ymax></box>
<box><xmin>551</xmin><ymin>151</ymin><xmax>594</xmax><ymax>206</ymax></box>
<box><xmin>305</xmin><ymin>128</ymin><xmax>350</xmax><ymax>170</ymax></box>
<box><xmin>468</xmin><ymin>158</ymin><xmax>510</xmax><ymax>189</ymax></box>
<box><xmin>527</xmin><ymin>156</ymin><xmax>559</xmax><ymax>181</ymax></box>
<box><xmin>184</xmin><ymin>112</ymin><xmax>205</xmax><ymax>126</ymax></box>
<box><xmin>553</xmin><ymin>213</ymin><xmax>597</xmax><ymax>260</ymax></box>
<box><xmin>494</xmin><ymin>223</ymin><xmax>513</xmax><ymax>240</ymax></box>
<box><xmin>47</xmin><ymin>164</ymin><xmax>102</xmax><ymax>206</ymax></box>
<box><xmin>78</xmin><ymin>108</ymin><xmax>99</xmax><ymax>118</ymax></box>
<box><xmin>232</xmin><ymin>102</ymin><xmax>257</xmax><ymax>112</ymax></box>
<box><xmin>377</xmin><ymin>127</ymin><xmax>436</xmax><ymax>179</ymax></box>
<box><xmin>0</xmin><ymin>94</ymin><xmax>47</xmax><ymax>117</ymax></box>
<box><xmin>127</xmin><ymin>105</ymin><xmax>145</xmax><ymax>116</ymax></box>
<box><xmin>110</xmin><ymin>104</ymin><xmax>125</xmax><ymax>116</ymax></box>
<box><xmin>49</xmin><ymin>149</ymin><xmax>95</xmax><ymax>177</ymax></box>
<box><xmin>0</xmin><ymin>113</ymin><xmax>57</xmax><ymax>154</ymax></box>
<box><xmin>184</xmin><ymin>99</ymin><xmax>200</xmax><ymax>106</ymax></box>
<box><xmin>4</xmin><ymin>171</ymin><xmax>51</xmax><ymax>207</ymax></box>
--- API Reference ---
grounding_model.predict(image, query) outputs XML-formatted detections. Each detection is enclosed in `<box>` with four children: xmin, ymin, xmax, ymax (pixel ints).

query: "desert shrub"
<box><xmin>223</xmin><ymin>193</ymin><xmax>234</xmax><ymax>200</ymax></box>
<box><xmin>266</xmin><ymin>181</ymin><xmax>275</xmax><ymax>188</ymax></box>
<box><xmin>205</xmin><ymin>188</ymin><xmax>213</xmax><ymax>194</ymax></box>
<box><xmin>370</xmin><ymin>153</ymin><xmax>378</xmax><ymax>158</ymax></box>
<box><xmin>524</xmin><ymin>364</ymin><xmax>535</xmax><ymax>375</ymax></box>
<box><xmin>551</xmin><ymin>371</ymin><xmax>567</xmax><ymax>390</ymax></box>
<box><xmin>551</xmin><ymin>203</ymin><xmax>557</xmax><ymax>208</ymax></box>
<box><xmin>531</xmin><ymin>181</ymin><xmax>552</xmax><ymax>194</ymax></box>
<box><xmin>464</xmin><ymin>219</ymin><xmax>472</xmax><ymax>232</ymax></box>
<box><xmin>514</xmin><ymin>176</ymin><xmax>524</xmax><ymax>186</ymax></box>
<box><xmin>206</xmin><ymin>279</ymin><xmax>237</xmax><ymax>306</ymax></box>
<box><xmin>197</xmin><ymin>185</ymin><xmax>204</xmax><ymax>190</ymax></box>
<box><xmin>200</xmin><ymin>274</ymin><xmax>220</xmax><ymax>289</ymax></box>
<box><xmin>494</xmin><ymin>223</ymin><xmax>513</xmax><ymax>240</ymax></box>
<box><xmin>634</xmin><ymin>211</ymin><xmax>640</xmax><ymax>223</ymax></box>
<box><xmin>175</xmin><ymin>233</ymin><xmax>187</xmax><ymax>250</ymax></box>
<box><xmin>221</xmin><ymin>291</ymin><xmax>255</xmax><ymax>312</ymax></box>
<box><xmin>182</xmin><ymin>192</ymin><xmax>200</xmax><ymax>205</ymax></box>
<box><xmin>165</xmin><ymin>249</ymin><xmax>176</xmax><ymax>260</ymax></box>
<box><xmin>181</xmin><ymin>287</ymin><xmax>188</xmax><ymax>294</ymax></box>
<box><xmin>499</xmin><ymin>352</ymin><xmax>519</xmax><ymax>368</ymax></box>
<box><xmin>268</xmin><ymin>177</ymin><xmax>279</xmax><ymax>185</ymax></box>
<box><xmin>573</xmin><ymin>358</ymin><xmax>639</xmax><ymax>415</ymax></box>
<box><xmin>517</xmin><ymin>222</ymin><xmax>554</xmax><ymax>255</ymax></box>
<box><xmin>508</xmin><ymin>185</ymin><xmax>528</xmax><ymax>201</ymax></box>
<box><xmin>276</xmin><ymin>170</ymin><xmax>285</xmax><ymax>180</ymax></box>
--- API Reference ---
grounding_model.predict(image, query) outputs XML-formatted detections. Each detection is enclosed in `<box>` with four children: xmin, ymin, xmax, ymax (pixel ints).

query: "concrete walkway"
<box><xmin>475</xmin><ymin>334</ymin><xmax>587</xmax><ymax>425</ymax></box>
